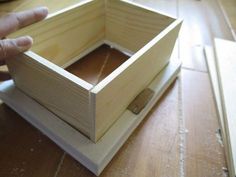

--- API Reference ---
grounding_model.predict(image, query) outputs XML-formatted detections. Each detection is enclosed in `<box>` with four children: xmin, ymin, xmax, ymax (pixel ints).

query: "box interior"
<box><xmin>66</xmin><ymin>44</ymin><xmax>129</xmax><ymax>85</ymax></box>
<box><xmin>9</xmin><ymin>0</ymin><xmax>175</xmax><ymax>88</ymax></box>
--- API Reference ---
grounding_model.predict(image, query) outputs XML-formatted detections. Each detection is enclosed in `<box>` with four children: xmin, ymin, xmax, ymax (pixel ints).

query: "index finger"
<box><xmin>0</xmin><ymin>7</ymin><xmax>48</xmax><ymax>38</ymax></box>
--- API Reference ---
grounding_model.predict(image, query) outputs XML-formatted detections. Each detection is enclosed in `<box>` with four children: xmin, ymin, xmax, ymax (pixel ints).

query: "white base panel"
<box><xmin>0</xmin><ymin>60</ymin><xmax>181</xmax><ymax>176</ymax></box>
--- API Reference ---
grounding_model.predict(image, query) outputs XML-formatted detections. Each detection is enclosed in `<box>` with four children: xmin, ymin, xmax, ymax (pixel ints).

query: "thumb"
<box><xmin>0</xmin><ymin>36</ymin><xmax>33</xmax><ymax>59</ymax></box>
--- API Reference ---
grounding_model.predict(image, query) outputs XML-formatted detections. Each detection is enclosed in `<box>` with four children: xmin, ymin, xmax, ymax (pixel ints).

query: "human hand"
<box><xmin>0</xmin><ymin>7</ymin><xmax>48</xmax><ymax>81</ymax></box>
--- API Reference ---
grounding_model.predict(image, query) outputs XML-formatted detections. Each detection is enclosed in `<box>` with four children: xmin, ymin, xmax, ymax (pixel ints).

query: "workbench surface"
<box><xmin>0</xmin><ymin>0</ymin><xmax>234</xmax><ymax>176</ymax></box>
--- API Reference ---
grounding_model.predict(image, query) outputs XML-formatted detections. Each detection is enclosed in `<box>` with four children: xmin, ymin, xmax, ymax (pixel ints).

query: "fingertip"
<box><xmin>34</xmin><ymin>6</ymin><xmax>49</xmax><ymax>20</ymax></box>
<box><xmin>15</xmin><ymin>36</ymin><xmax>33</xmax><ymax>52</ymax></box>
<box><xmin>25</xmin><ymin>36</ymin><xmax>34</xmax><ymax>45</ymax></box>
<box><xmin>18</xmin><ymin>36</ymin><xmax>33</xmax><ymax>46</ymax></box>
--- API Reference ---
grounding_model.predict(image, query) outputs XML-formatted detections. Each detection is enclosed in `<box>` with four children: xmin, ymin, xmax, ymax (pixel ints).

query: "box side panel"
<box><xmin>91</xmin><ymin>21</ymin><xmax>182</xmax><ymax>142</ymax></box>
<box><xmin>105</xmin><ymin>0</ymin><xmax>175</xmax><ymax>52</ymax></box>
<box><xmin>6</xmin><ymin>52</ymin><xmax>93</xmax><ymax>137</ymax></box>
<box><xmin>8</xmin><ymin>0</ymin><xmax>105</xmax><ymax>67</ymax></box>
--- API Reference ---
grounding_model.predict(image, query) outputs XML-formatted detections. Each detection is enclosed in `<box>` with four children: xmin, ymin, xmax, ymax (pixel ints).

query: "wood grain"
<box><xmin>6</xmin><ymin>0</ymin><xmax>106</xmax><ymax>139</ymax></box>
<box><xmin>0</xmin><ymin>104</ymin><xmax>63</xmax><ymax>177</ymax></box>
<box><xmin>91</xmin><ymin>20</ymin><xmax>182</xmax><ymax>141</ymax></box>
<box><xmin>8</xmin><ymin>0</ymin><xmax>105</xmax><ymax>67</ymax></box>
<box><xmin>182</xmin><ymin>69</ymin><xmax>226</xmax><ymax>177</ymax></box>
<box><xmin>106</xmin><ymin>0</ymin><xmax>175</xmax><ymax>52</ymax></box>
<box><xmin>6</xmin><ymin>52</ymin><xmax>93</xmax><ymax>137</ymax></box>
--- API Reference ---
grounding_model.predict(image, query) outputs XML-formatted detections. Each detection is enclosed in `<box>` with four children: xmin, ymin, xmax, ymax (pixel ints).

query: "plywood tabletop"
<box><xmin>0</xmin><ymin>0</ymin><xmax>231</xmax><ymax>176</ymax></box>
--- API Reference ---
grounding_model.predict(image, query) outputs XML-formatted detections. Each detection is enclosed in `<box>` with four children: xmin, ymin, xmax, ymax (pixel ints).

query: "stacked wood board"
<box><xmin>205</xmin><ymin>38</ymin><xmax>236</xmax><ymax>177</ymax></box>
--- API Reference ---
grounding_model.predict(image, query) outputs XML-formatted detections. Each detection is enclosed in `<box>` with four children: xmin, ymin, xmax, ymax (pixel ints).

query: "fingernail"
<box><xmin>16</xmin><ymin>36</ymin><xmax>33</xmax><ymax>52</ymax></box>
<box><xmin>35</xmin><ymin>6</ymin><xmax>49</xmax><ymax>19</ymax></box>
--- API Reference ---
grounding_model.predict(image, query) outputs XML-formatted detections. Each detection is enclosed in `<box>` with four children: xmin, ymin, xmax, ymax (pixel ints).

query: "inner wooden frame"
<box><xmin>7</xmin><ymin>0</ymin><xmax>182</xmax><ymax>142</ymax></box>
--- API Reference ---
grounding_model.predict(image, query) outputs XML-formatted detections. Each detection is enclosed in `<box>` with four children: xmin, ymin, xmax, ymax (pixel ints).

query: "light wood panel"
<box><xmin>6</xmin><ymin>51</ymin><xmax>93</xmax><ymax>137</ymax></box>
<box><xmin>105</xmin><ymin>0</ymin><xmax>175</xmax><ymax>52</ymax></box>
<box><xmin>91</xmin><ymin>20</ymin><xmax>182</xmax><ymax>141</ymax></box>
<box><xmin>214</xmin><ymin>38</ymin><xmax>236</xmax><ymax>177</ymax></box>
<box><xmin>205</xmin><ymin>46</ymin><xmax>230</xmax><ymax>174</ymax></box>
<box><xmin>8</xmin><ymin>0</ymin><xmax>105</xmax><ymax>67</ymax></box>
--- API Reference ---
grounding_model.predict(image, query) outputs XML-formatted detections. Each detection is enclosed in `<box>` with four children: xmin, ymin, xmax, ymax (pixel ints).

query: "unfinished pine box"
<box><xmin>6</xmin><ymin>0</ymin><xmax>182</xmax><ymax>142</ymax></box>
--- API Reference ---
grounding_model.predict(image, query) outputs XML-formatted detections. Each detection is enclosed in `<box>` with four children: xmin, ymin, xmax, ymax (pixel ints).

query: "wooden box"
<box><xmin>7</xmin><ymin>0</ymin><xmax>182</xmax><ymax>142</ymax></box>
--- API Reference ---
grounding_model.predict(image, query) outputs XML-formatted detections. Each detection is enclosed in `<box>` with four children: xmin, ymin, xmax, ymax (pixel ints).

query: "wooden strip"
<box><xmin>0</xmin><ymin>60</ymin><xmax>181</xmax><ymax>176</ymax></box>
<box><xmin>214</xmin><ymin>38</ymin><xmax>236</xmax><ymax>177</ymax></box>
<box><xmin>205</xmin><ymin>45</ymin><xmax>234</xmax><ymax>177</ymax></box>
<box><xmin>91</xmin><ymin>20</ymin><xmax>182</xmax><ymax>142</ymax></box>
<box><xmin>205</xmin><ymin>46</ymin><xmax>226</xmax><ymax>138</ymax></box>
